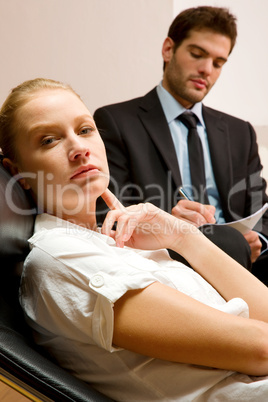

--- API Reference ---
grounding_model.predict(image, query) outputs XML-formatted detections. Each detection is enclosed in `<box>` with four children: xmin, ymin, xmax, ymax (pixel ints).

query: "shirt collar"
<box><xmin>156</xmin><ymin>82</ymin><xmax>205</xmax><ymax>127</ymax></box>
<box><xmin>34</xmin><ymin>213</ymin><xmax>99</xmax><ymax>234</ymax></box>
<box><xmin>34</xmin><ymin>213</ymin><xmax>63</xmax><ymax>232</ymax></box>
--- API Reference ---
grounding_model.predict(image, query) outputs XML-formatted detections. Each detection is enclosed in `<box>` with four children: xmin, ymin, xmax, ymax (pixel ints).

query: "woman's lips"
<box><xmin>70</xmin><ymin>165</ymin><xmax>100</xmax><ymax>179</ymax></box>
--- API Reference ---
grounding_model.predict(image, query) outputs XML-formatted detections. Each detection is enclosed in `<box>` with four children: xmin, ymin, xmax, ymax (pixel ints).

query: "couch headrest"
<box><xmin>0</xmin><ymin>163</ymin><xmax>35</xmax><ymax>264</ymax></box>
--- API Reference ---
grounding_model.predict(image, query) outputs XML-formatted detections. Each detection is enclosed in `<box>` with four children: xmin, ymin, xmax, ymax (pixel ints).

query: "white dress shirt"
<box><xmin>19</xmin><ymin>214</ymin><xmax>268</xmax><ymax>401</ymax></box>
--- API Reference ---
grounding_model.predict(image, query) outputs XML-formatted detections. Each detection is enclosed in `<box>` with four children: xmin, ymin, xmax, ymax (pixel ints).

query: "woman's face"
<box><xmin>12</xmin><ymin>89</ymin><xmax>109</xmax><ymax>219</ymax></box>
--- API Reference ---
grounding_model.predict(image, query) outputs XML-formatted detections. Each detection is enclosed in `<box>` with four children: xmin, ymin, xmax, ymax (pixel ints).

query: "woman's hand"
<box><xmin>101</xmin><ymin>189</ymin><xmax>198</xmax><ymax>251</ymax></box>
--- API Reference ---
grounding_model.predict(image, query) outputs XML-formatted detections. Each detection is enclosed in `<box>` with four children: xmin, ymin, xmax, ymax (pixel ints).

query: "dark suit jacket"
<box><xmin>94</xmin><ymin>87</ymin><xmax>268</xmax><ymax>237</ymax></box>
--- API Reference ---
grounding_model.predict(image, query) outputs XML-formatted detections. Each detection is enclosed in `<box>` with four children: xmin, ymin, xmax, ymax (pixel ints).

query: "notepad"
<box><xmin>217</xmin><ymin>203</ymin><xmax>268</xmax><ymax>234</ymax></box>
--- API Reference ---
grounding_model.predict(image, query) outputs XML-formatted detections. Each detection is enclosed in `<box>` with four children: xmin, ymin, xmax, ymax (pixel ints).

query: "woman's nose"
<box><xmin>68</xmin><ymin>137</ymin><xmax>90</xmax><ymax>162</ymax></box>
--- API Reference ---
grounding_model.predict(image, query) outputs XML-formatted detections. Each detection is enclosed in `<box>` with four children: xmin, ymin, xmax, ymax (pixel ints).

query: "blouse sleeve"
<box><xmin>20</xmin><ymin>228</ymin><xmax>157</xmax><ymax>352</ymax></box>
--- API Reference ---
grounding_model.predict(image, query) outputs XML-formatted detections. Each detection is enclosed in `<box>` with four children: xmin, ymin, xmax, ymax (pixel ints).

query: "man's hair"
<box><xmin>168</xmin><ymin>6</ymin><xmax>237</xmax><ymax>52</ymax></box>
<box><xmin>164</xmin><ymin>6</ymin><xmax>237</xmax><ymax>70</ymax></box>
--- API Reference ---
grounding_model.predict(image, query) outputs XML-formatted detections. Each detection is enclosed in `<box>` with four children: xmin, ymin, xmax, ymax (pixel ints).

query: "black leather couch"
<box><xmin>0</xmin><ymin>162</ymin><xmax>114</xmax><ymax>401</ymax></box>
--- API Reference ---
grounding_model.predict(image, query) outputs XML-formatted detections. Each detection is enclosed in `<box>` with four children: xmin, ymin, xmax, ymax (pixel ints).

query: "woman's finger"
<box><xmin>102</xmin><ymin>203</ymin><xmax>150</xmax><ymax>247</ymax></box>
<box><xmin>101</xmin><ymin>189</ymin><xmax>125</xmax><ymax>211</ymax></box>
<box><xmin>101</xmin><ymin>209</ymin><xmax>121</xmax><ymax>237</ymax></box>
<box><xmin>115</xmin><ymin>215</ymin><xmax>142</xmax><ymax>247</ymax></box>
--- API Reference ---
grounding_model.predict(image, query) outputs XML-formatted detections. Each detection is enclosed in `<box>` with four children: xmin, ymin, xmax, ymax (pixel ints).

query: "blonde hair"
<box><xmin>0</xmin><ymin>78</ymin><xmax>81</xmax><ymax>161</ymax></box>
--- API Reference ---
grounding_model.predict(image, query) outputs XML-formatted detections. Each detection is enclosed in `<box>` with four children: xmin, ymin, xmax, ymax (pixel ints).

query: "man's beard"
<box><xmin>164</xmin><ymin>59</ymin><xmax>210</xmax><ymax>105</ymax></box>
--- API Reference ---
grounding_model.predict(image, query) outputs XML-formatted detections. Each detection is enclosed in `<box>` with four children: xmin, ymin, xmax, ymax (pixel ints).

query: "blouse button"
<box><xmin>91</xmin><ymin>274</ymin><xmax>104</xmax><ymax>288</ymax></box>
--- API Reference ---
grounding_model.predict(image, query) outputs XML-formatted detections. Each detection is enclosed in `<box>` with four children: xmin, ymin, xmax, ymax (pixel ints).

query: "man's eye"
<box><xmin>190</xmin><ymin>52</ymin><xmax>202</xmax><ymax>59</ymax></box>
<box><xmin>213</xmin><ymin>61</ymin><xmax>225</xmax><ymax>69</ymax></box>
<box><xmin>79</xmin><ymin>127</ymin><xmax>94</xmax><ymax>135</ymax></box>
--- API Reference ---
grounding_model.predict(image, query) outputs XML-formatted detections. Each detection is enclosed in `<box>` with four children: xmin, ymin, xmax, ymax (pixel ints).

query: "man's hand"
<box><xmin>244</xmin><ymin>231</ymin><xmax>262</xmax><ymax>262</ymax></box>
<box><xmin>172</xmin><ymin>199</ymin><xmax>216</xmax><ymax>226</ymax></box>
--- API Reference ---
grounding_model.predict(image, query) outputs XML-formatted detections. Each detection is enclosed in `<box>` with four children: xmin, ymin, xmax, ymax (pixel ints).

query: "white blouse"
<box><xmin>19</xmin><ymin>213</ymin><xmax>268</xmax><ymax>401</ymax></box>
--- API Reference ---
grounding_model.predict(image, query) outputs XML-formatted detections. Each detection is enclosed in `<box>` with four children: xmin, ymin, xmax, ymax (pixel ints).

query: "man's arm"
<box><xmin>94</xmin><ymin>107</ymin><xmax>137</xmax><ymax>223</ymax></box>
<box><xmin>241</xmin><ymin>122</ymin><xmax>268</xmax><ymax>259</ymax></box>
<box><xmin>243</xmin><ymin>122</ymin><xmax>268</xmax><ymax>236</ymax></box>
<box><xmin>94</xmin><ymin>107</ymin><xmax>133</xmax><ymax>201</ymax></box>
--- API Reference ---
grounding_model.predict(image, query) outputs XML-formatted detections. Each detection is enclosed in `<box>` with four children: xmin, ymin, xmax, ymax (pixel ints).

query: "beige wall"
<box><xmin>0</xmin><ymin>0</ymin><xmax>267</xmax><ymax>180</ymax></box>
<box><xmin>0</xmin><ymin>0</ymin><xmax>266</xmax><ymax>121</ymax></box>
<box><xmin>0</xmin><ymin>0</ymin><xmax>172</xmax><ymax>114</ymax></box>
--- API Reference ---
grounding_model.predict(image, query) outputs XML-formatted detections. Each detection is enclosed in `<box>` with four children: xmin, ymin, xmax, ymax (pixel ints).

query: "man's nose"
<box><xmin>198</xmin><ymin>59</ymin><xmax>213</xmax><ymax>76</ymax></box>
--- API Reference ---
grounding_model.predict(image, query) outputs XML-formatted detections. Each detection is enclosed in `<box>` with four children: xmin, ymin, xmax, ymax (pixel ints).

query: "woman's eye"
<box><xmin>41</xmin><ymin>137</ymin><xmax>56</xmax><ymax>146</ymax></box>
<box><xmin>79</xmin><ymin>127</ymin><xmax>94</xmax><ymax>135</ymax></box>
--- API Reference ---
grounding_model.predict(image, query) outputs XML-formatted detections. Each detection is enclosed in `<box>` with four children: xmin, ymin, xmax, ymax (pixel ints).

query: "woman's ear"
<box><xmin>2</xmin><ymin>158</ymin><xmax>31</xmax><ymax>190</ymax></box>
<box><xmin>3</xmin><ymin>158</ymin><xmax>19</xmax><ymax>176</ymax></box>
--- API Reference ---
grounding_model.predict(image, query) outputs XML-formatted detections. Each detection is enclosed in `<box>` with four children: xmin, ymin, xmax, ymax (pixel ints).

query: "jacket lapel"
<box><xmin>137</xmin><ymin>88</ymin><xmax>182</xmax><ymax>188</ymax></box>
<box><xmin>202</xmin><ymin>106</ymin><xmax>232</xmax><ymax>211</ymax></box>
<box><xmin>134</xmin><ymin>91</ymin><xmax>233</xmax><ymax>207</ymax></box>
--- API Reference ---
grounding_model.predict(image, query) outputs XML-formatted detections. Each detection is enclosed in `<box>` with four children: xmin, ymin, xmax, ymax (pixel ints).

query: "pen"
<box><xmin>178</xmin><ymin>186</ymin><xmax>217</xmax><ymax>223</ymax></box>
<box><xmin>178</xmin><ymin>186</ymin><xmax>192</xmax><ymax>201</ymax></box>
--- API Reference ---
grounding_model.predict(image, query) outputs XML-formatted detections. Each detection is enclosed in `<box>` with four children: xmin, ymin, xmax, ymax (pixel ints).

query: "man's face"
<box><xmin>162</xmin><ymin>29</ymin><xmax>232</xmax><ymax>108</ymax></box>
